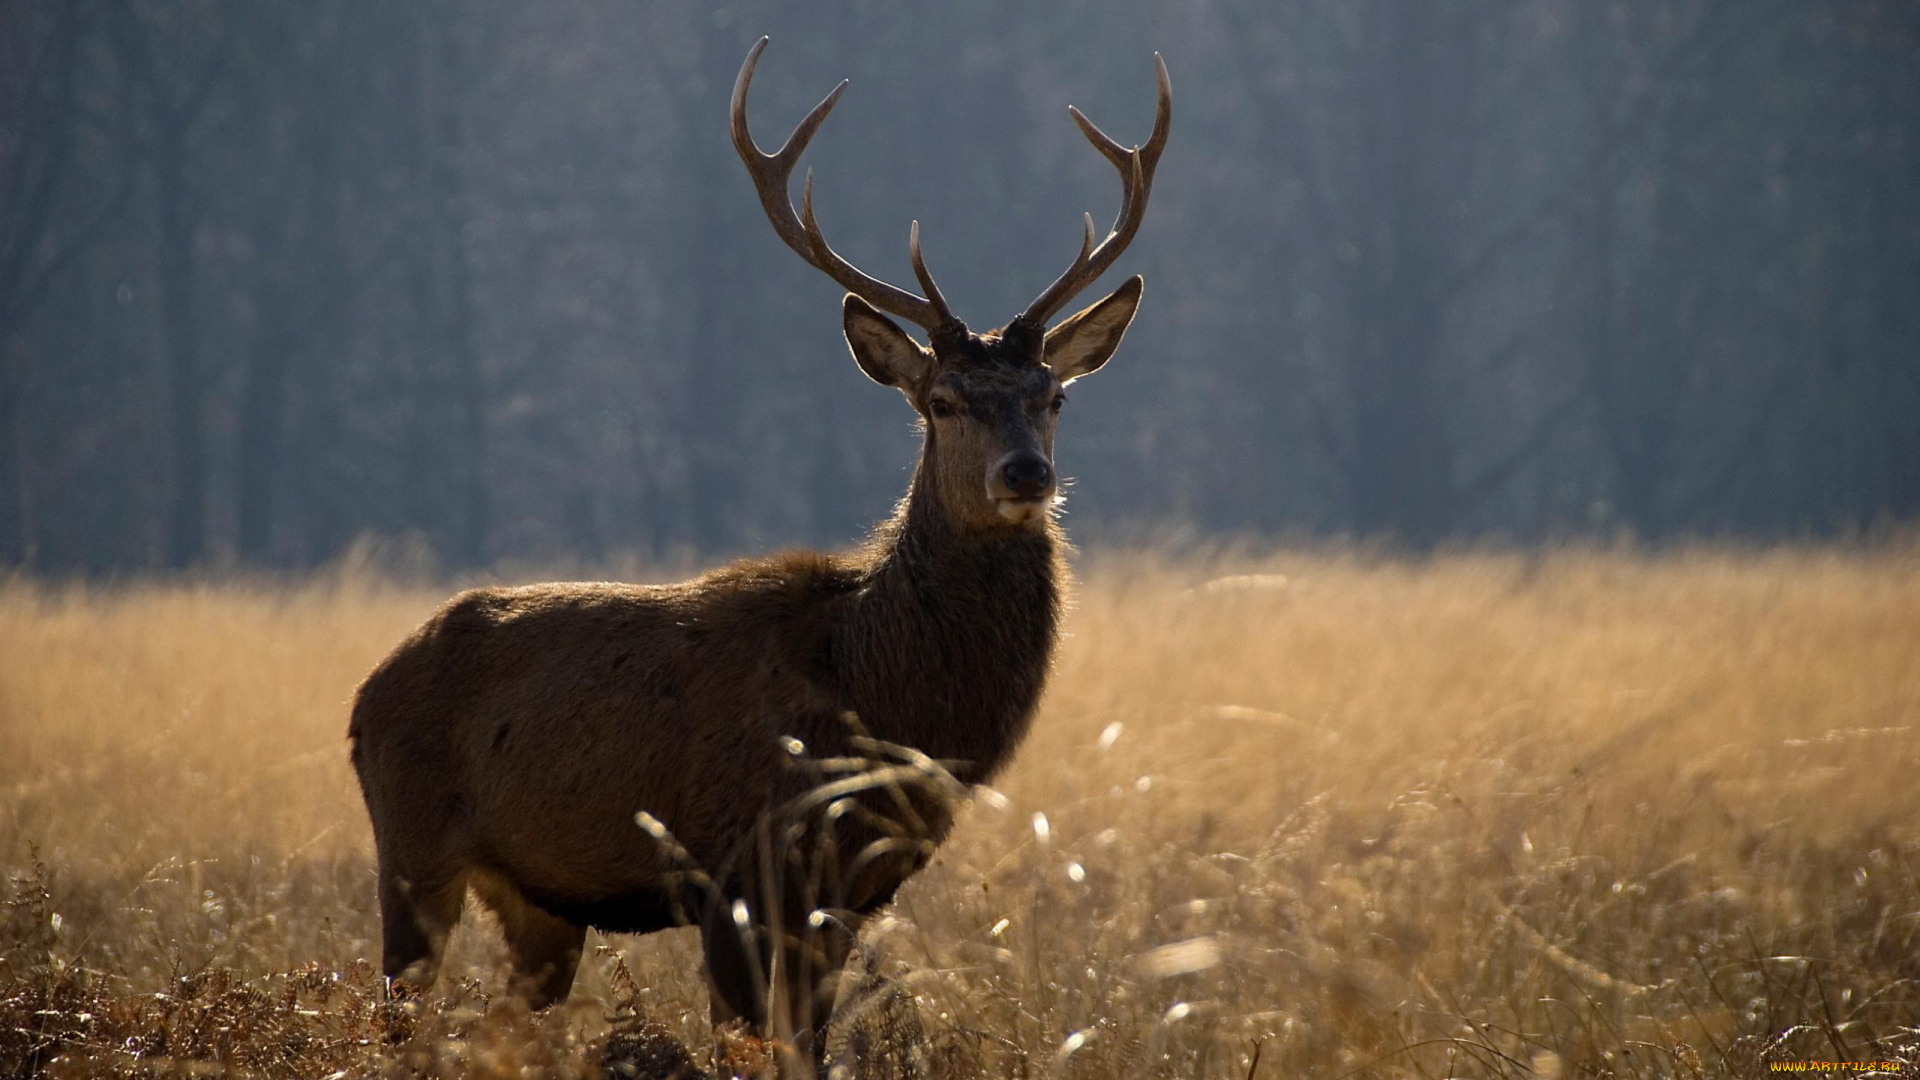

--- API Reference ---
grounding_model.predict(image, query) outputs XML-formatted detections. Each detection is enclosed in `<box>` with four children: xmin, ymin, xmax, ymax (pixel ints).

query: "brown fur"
<box><xmin>348</xmin><ymin>288</ymin><xmax>1141</xmax><ymax>1063</ymax></box>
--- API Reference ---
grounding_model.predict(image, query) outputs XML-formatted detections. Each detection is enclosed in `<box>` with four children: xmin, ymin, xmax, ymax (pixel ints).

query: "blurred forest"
<box><xmin>1</xmin><ymin>0</ymin><xmax>1915</xmax><ymax>573</ymax></box>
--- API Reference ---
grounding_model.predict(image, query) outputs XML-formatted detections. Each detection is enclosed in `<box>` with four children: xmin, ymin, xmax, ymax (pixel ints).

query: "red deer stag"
<box><xmin>349</xmin><ymin>36</ymin><xmax>1169</xmax><ymax>1069</ymax></box>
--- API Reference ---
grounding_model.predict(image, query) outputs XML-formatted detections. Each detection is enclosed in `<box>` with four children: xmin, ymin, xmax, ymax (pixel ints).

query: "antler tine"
<box><xmin>1017</xmin><ymin>53</ymin><xmax>1172</xmax><ymax>330</ymax></box>
<box><xmin>1073</xmin><ymin>212</ymin><xmax>1097</xmax><ymax>267</ymax></box>
<box><xmin>730</xmin><ymin>37</ymin><xmax>953</xmax><ymax>334</ymax></box>
<box><xmin>908</xmin><ymin>221</ymin><xmax>956</xmax><ymax>329</ymax></box>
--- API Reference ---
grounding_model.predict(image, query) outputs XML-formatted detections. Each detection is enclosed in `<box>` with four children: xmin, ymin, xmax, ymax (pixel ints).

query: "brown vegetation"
<box><xmin>3</xmin><ymin>544</ymin><xmax>1918</xmax><ymax>1077</ymax></box>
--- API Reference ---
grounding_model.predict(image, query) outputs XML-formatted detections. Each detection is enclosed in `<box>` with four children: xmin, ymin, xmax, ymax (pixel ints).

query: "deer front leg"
<box><xmin>776</xmin><ymin>908</ymin><xmax>859</xmax><ymax>1073</ymax></box>
<box><xmin>700</xmin><ymin>892</ymin><xmax>770</xmax><ymax>1031</ymax></box>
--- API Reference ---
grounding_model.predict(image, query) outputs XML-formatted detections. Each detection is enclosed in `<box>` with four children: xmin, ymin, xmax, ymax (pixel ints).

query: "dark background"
<box><xmin>2</xmin><ymin>0</ymin><xmax>1915</xmax><ymax>574</ymax></box>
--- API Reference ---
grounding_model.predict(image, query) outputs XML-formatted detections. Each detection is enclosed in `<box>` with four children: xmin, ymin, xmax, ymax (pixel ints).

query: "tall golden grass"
<box><xmin>2</xmin><ymin>544</ymin><xmax>1917</xmax><ymax>1077</ymax></box>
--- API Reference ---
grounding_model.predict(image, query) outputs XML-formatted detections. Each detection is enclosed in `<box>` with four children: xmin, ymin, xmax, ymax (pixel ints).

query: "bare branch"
<box><xmin>1456</xmin><ymin>393</ymin><xmax>1583</xmax><ymax>511</ymax></box>
<box><xmin>1426</xmin><ymin>0</ymin><xmax>1789</xmax><ymax>309</ymax></box>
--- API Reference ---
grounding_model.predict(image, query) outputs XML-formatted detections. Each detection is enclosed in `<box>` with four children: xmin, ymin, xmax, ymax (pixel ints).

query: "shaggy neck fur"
<box><xmin>843</xmin><ymin>442</ymin><xmax>1064</xmax><ymax>785</ymax></box>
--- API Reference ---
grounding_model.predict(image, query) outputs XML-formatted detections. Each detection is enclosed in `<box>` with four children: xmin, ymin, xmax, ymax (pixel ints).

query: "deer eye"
<box><xmin>1049</xmin><ymin>393</ymin><xmax>1067</xmax><ymax>413</ymax></box>
<box><xmin>929</xmin><ymin>396</ymin><xmax>959</xmax><ymax>419</ymax></box>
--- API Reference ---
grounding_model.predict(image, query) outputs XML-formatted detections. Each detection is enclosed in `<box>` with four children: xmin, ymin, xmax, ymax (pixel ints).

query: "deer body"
<box><xmin>350</xmin><ymin>461</ymin><xmax>1060</xmax><ymax>987</ymax></box>
<box><xmin>351</xmin><ymin>37</ymin><xmax>1168</xmax><ymax>1069</ymax></box>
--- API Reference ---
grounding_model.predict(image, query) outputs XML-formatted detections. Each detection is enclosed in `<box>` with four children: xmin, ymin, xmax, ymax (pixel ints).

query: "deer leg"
<box><xmin>466</xmin><ymin>872</ymin><xmax>586</xmax><ymax>1009</ymax></box>
<box><xmin>500</xmin><ymin>904</ymin><xmax>587</xmax><ymax>1009</ymax></box>
<box><xmin>378</xmin><ymin>864</ymin><xmax>467</xmax><ymax>997</ymax></box>
<box><xmin>778</xmin><ymin>910</ymin><xmax>859</xmax><ymax>1072</ymax></box>
<box><xmin>700</xmin><ymin>894</ymin><xmax>771</xmax><ymax>1029</ymax></box>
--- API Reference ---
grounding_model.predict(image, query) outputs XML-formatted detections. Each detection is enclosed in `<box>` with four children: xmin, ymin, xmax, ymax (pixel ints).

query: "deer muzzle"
<box><xmin>989</xmin><ymin>451</ymin><xmax>1055</xmax><ymax>521</ymax></box>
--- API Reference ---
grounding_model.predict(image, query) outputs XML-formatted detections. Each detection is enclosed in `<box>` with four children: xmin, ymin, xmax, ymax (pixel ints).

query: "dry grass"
<box><xmin>2</xmin><ymin>544</ymin><xmax>1918</xmax><ymax>1077</ymax></box>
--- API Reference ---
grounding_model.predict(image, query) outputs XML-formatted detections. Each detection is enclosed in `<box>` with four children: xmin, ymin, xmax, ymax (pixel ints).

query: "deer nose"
<box><xmin>1000</xmin><ymin>454</ymin><xmax>1053</xmax><ymax>498</ymax></box>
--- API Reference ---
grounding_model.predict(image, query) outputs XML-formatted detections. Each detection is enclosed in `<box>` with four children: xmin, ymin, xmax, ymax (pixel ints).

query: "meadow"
<box><xmin>2</xmin><ymin>543</ymin><xmax>1917</xmax><ymax>1078</ymax></box>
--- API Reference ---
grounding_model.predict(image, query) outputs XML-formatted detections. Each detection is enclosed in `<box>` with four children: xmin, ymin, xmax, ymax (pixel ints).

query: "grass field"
<box><xmin>3</xmin><ymin>544</ymin><xmax>1918</xmax><ymax>1078</ymax></box>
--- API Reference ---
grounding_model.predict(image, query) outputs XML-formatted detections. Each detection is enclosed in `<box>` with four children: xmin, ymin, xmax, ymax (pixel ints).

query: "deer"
<box><xmin>348</xmin><ymin>36</ymin><xmax>1169</xmax><ymax>1071</ymax></box>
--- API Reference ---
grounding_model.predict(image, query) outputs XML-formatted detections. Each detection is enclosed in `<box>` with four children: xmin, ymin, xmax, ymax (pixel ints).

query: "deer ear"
<box><xmin>1043</xmin><ymin>275</ymin><xmax>1142</xmax><ymax>383</ymax></box>
<box><xmin>844</xmin><ymin>295</ymin><xmax>932</xmax><ymax>391</ymax></box>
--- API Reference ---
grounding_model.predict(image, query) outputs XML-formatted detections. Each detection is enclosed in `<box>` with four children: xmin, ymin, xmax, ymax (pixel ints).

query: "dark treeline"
<box><xmin>2</xmin><ymin>0</ymin><xmax>1915</xmax><ymax>573</ymax></box>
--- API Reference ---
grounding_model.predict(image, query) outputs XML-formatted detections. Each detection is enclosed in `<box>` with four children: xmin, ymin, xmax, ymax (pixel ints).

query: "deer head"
<box><xmin>731</xmin><ymin>38</ymin><xmax>1170</xmax><ymax>531</ymax></box>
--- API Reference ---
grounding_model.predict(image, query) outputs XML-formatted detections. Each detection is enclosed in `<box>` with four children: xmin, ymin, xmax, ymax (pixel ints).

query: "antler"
<box><xmin>1015</xmin><ymin>54</ymin><xmax>1172</xmax><ymax>330</ymax></box>
<box><xmin>730</xmin><ymin>37</ymin><xmax>959</xmax><ymax>335</ymax></box>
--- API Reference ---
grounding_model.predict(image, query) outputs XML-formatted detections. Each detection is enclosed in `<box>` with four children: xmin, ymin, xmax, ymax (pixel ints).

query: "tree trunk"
<box><xmin>677</xmin><ymin>24</ymin><xmax>747</xmax><ymax>554</ymax></box>
<box><xmin>0</xmin><ymin>357</ymin><xmax>28</xmax><ymax>564</ymax></box>
<box><xmin>235</xmin><ymin>306</ymin><xmax>287</xmax><ymax>563</ymax></box>
<box><xmin>154</xmin><ymin>147</ymin><xmax>206</xmax><ymax>569</ymax></box>
<box><xmin>1339</xmin><ymin>5</ymin><xmax>1464</xmax><ymax>545</ymax></box>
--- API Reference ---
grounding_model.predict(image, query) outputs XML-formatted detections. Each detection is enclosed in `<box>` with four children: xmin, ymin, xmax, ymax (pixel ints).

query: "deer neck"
<box><xmin>848</xmin><ymin>454</ymin><xmax>1064</xmax><ymax>782</ymax></box>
